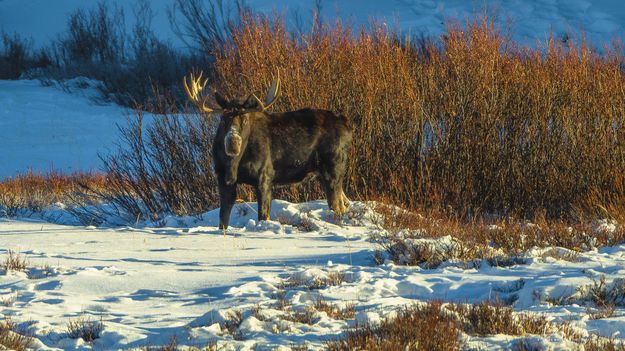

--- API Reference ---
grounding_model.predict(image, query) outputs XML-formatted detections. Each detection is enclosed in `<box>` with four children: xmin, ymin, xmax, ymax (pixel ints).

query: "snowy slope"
<box><xmin>1</xmin><ymin>201</ymin><xmax>625</xmax><ymax>350</ymax></box>
<box><xmin>1</xmin><ymin>0</ymin><xmax>625</xmax><ymax>49</ymax></box>
<box><xmin>0</xmin><ymin>79</ymin><xmax>153</xmax><ymax>179</ymax></box>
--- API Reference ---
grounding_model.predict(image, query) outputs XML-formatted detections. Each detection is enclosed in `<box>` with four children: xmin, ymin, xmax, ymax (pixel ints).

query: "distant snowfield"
<box><xmin>1</xmin><ymin>200</ymin><xmax>625</xmax><ymax>350</ymax></box>
<box><xmin>1</xmin><ymin>0</ymin><xmax>625</xmax><ymax>49</ymax></box>
<box><xmin>0</xmin><ymin>79</ymin><xmax>153</xmax><ymax>179</ymax></box>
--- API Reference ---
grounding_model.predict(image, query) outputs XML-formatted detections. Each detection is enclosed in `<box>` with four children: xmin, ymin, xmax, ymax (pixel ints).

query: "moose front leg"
<box><xmin>256</xmin><ymin>174</ymin><xmax>273</xmax><ymax>221</ymax></box>
<box><xmin>218</xmin><ymin>182</ymin><xmax>237</xmax><ymax>234</ymax></box>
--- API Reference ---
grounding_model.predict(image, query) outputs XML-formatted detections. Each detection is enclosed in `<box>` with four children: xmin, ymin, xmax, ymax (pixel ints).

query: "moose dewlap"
<box><xmin>184</xmin><ymin>72</ymin><xmax>353</xmax><ymax>232</ymax></box>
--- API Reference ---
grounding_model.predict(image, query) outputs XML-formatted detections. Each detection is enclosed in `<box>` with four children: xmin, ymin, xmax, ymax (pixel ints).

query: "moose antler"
<box><xmin>252</xmin><ymin>73</ymin><xmax>281</xmax><ymax>111</ymax></box>
<box><xmin>183</xmin><ymin>71</ymin><xmax>213</xmax><ymax>113</ymax></box>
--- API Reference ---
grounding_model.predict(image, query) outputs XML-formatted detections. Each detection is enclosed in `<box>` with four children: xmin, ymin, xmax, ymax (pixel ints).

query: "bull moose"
<box><xmin>183</xmin><ymin>72</ymin><xmax>353</xmax><ymax>232</ymax></box>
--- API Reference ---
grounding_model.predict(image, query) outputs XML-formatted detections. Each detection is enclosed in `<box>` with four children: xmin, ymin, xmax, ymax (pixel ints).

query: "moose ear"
<box><xmin>214</xmin><ymin>92</ymin><xmax>230</xmax><ymax>109</ymax></box>
<box><xmin>242</xmin><ymin>94</ymin><xmax>262</xmax><ymax>110</ymax></box>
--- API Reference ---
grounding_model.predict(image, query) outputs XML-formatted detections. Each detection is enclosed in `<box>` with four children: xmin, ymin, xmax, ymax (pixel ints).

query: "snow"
<box><xmin>0</xmin><ymin>79</ymin><xmax>154</xmax><ymax>179</ymax></box>
<box><xmin>2</xmin><ymin>200</ymin><xmax>625</xmax><ymax>349</ymax></box>
<box><xmin>2</xmin><ymin>0</ymin><xmax>625</xmax><ymax>49</ymax></box>
<box><xmin>3</xmin><ymin>1</ymin><xmax>625</xmax><ymax>349</ymax></box>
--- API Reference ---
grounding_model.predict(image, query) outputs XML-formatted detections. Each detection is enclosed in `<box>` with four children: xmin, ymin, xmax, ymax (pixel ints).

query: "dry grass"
<box><xmin>373</xmin><ymin>202</ymin><xmax>625</xmax><ymax>267</ymax></box>
<box><xmin>0</xmin><ymin>318</ymin><xmax>33</xmax><ymax>351</ymax></box>
<box><xmin>133</xmin><ymin>335</ymin><xmax>218</xmax><ymax>351</ymax></box>
<box><xmin>326</xmin><ymin>301</ymin><xmax>461</xmax><ymax>351</ymax></box>
<box><xmin>272</xmin><ymin>289</ymin><xmax>291</xmax><ymax>311</ymax></box>
<box><xmin>0</xmin><ymin>291</ymin><xmax>19</xmax><ymax>307</ymax></box>
<box><xmin>288</xmin><ymin>343</ymin><xmax>310</xmax><ymax>351</ymax></box>
<box><xmin>587</xmin><ymin>304</ymin><xmax>616</xmax><ymax>320</ymax></box>
<box><xmin>577</xmin><ymin>276</ymin><xmax>625</xmax><ymax>308</ymax></box>
<box><xmin>0</xmin><ymin>171</ymin><xmax>108</xmax><ymax>216</ymax></box>
<box><xmin>282</xmin><ymin>271</ymin><xmax>347</xmax><ymax>290</ymax></box>
<box><xmin>250</xmin><ymin>304</ymin><xmax>267</xmax><ymax>321</ymax></box>
<box><xmin>221</xmin><ymin>309</ymin><xmax>243</xmax><ymax>339</ymax></box>
<box><xmin>584</xmin><ymin>336</ymin><xmax>625</xmax><ymax>351</ymax></box>
<box><xmin>66</xmin><ymin>315</ymin><xmax>104</xmax><ymax>342</ymax></box>
<box><xmin>283</xmin><ymin>307</ymin><xmax>318</xmax><ymax>325</ymax></box>
<box><xmin>1</xmin><ymin>250</ymin><xmax>28</xmax><ymax>273</ymax></box>
<box><xmin>328</xmin><ymin>300</ymin><xmax>584</xmax><ymax>351</ymax></box>
<box><xmin>313</xmin><ymin>296</ymin><xmax>356</xmax><ymax>320</ymax></box>
<box><xmin>448</xmin><ymin>300</ymin><xmax>551</xmax><ymax>337</ymax></box>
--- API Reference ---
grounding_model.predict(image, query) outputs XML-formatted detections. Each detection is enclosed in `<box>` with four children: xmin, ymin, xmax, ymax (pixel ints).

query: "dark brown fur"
<box><xmin>213</xmin><ymin>101</ymin><xmax>352</xmax><ymax>230</ymax></box>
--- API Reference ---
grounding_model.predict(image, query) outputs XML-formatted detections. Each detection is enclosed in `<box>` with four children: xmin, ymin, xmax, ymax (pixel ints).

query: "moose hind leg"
<box><xmin>219</xmin><ymin>183</ymin><xmax>237</xmax><ymax>231</ymax></box>
<box><xmin>319</xmin><ymin>154</ymin><xmax>349</xmax><ymax>216</ymax></box>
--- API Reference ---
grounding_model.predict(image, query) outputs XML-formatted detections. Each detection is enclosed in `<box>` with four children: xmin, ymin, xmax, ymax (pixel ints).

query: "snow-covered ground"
<box><xmin>1</xmin><ymin>200</ymin><xmax>625</xmax><ymax>350</ymax></box>
<box><xmin>0</xmin><ymin>79</ymin><xmax>154</xmax><ymax>179</ymax></box>
<box><xmin>3</xmin><ymin>1</ymin><xmax>625</xmax><ymax>349</ymax></box>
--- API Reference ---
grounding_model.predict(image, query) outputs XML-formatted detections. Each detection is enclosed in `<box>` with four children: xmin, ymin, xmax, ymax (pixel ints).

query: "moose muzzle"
<box><xmin>224</xmin><ymin>128</ymin><xmax>243</xmax><ymax>157</ymax></box>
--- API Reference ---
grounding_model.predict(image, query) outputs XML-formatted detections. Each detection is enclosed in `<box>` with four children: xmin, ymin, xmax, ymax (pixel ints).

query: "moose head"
<box><xmin>183</xmin><ymin>72</ymin><xmax>281</xmax><ymax>159</ymax></box>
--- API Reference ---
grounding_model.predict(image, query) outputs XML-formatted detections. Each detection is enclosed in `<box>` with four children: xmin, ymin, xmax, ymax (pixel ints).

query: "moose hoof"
<box><xmin>331</xmin><ymin>205</ymin><xmax>348</xmax><ymax>217</ymax></box>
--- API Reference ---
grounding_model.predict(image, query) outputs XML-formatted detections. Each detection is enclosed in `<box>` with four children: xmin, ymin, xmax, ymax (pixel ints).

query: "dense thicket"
<box><xmin>210</xmin><ymin>15</ymin><xmax>625</xmax><ymax>219</ymax></box>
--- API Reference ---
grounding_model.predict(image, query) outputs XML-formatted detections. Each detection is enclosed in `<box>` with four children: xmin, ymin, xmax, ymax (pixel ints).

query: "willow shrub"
<box><xmin>209</xmin><ymin>14</ymin><xmax>625</xmax><ymax>219</ymax></box>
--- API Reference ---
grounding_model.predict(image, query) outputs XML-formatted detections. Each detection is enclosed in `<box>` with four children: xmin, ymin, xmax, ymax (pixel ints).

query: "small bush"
<box><xmin>221</xmin><ymin>309</ymin><xmax>243</xmax><ymax>335</ymax></box>
<box><xmin>577</xmin><ymin>276</ymin><xmax>625</xmax><ymax>307</ymax></box>
<box><xmin>133</xmin><ymin>335</ymin><xmax>218</xmax><ymax>351</ymax></box>
<box><xmin>373</xmin><ymin>202</ymin><xmax>625</xmax><ymax>267</ymax></box>
<box><xmin>0</xmin><ymin>32</ymin><xmax>51</xmax><ymax>79</ymax></box>
<box><xmin>448</xmin><ymin>300</ymin><xmax>550</xmax><ymax>336</ymax></box>
<box><xmin>66</xmin><ymin>316</ymin><xmax>104</xmax><ymax>342</ymax></box>
<box><xmin>314</xmin><ymin>296</ymin><xmax>356</xmax><ymax>320</ymax></box>
<box><xmin>0</xmin><ymin>292</ymin><xmax>19</xmax><ymax>307</ymax></box>
<box><xmin>326</xmin><ymin>301</ymin><xmax>461</xmax><ymax>351</ymax></box>
<box><xmin>92</xmin><ymin>111</ymin><xmax>219</xmax><ymax>221</ymax></box>
<box><xmin>0</xmin><ymin>319</ymin><xmax>33</xmax><ymax>351</ymax></box>
<box><xmin>43</xmin><ymin>1</ymin><xmax>211</xmax><ymax>109</ymax></box>
<box><xmin>584</xmin><ymin>336</ymin><xmax>625</xmax><ymax>351</ymax></box>
<box><xmin>283</xmin><ymin>307</ymin><xmax>318</xmax><ymax>325</ymax></box>
<box><xmin>1</xmin><ymin>250</ymin><xmax>28</xmax><ymax>273</ymax></box>
<box><xmin>283</xmin><ymin>270</ymin><xmax>347</xmax><ymax>290</ymax></box>
<box><xmin>0</xmin><ymin>171</ymin><xmax>108</xmax><ymax>216</ymax></box>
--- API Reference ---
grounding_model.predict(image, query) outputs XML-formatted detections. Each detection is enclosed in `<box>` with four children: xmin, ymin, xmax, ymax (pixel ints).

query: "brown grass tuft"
<box><xmin>313</xmin><ymin>296</ymin><xmax>356</xmax><ymax>320</ymax></box>
<box><xmin>328</xmin><ymin>300</ymin><xmax>584</xmax><ymax>351</ymax></box>
<box><xmin>0</xmin><ymin>318</ymin><xmax>33</xmax><ymax>351</ymax></box>
<box><xmin>373</xmin><ymin>202</ymin><xmax>625</xmax><ymax>266</ymax></box>
<box><xmin>1</xmin><ymin>250</ymin><xmax>28</xmax><ymax>273</ymax></box>
<box><xmin>283</xmin><ymin>270</ymin><xmax>347</xmax><ymax>290</ymax></box>
<box><xmin>448</xmin><ymin>300</ymin><xmax>550</xmax><ymax>336</ymax></box>
<box><xmin>133</xmin><ymin>335</ymin><xmax>218</xmax><ymax>351</ymax></box>
<box><xmin>221</xmin><ymin>309</ymin><xmax>243</xmax><ymax>337</ymax></box>
<box><xmin>327</xmin><ymin>301</ymin><xmax>461</xmax><ymax>351</ymax></box>
<box><xmin>66</xmin><ymin>315</ymin><xmax>104</xmax><ymax>342</ymax></box>
<box><xmin>283</xmin><ymin>307</ymin><xmax>317</xmax><ymax>325</ymax></box>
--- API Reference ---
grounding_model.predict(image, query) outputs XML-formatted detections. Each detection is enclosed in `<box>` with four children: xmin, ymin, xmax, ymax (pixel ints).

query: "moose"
<box><xmin>183</xmin><ymin>72</ymin><xmax>353</xmax><ymax>232</ymax></box>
